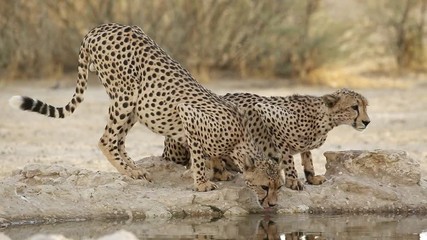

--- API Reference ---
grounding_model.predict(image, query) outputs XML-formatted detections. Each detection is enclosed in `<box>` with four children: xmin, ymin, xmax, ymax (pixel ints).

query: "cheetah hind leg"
<box><xmin>117</xmin><ymin>111</ymin><xmax>152</xmax><ymax>181</ymax></box>
<box><xmin>98</xmin><ymin>106</ymin><xmax>151</xmax><ymax>181</ymax></box>
<box><xmin>301</xmin><ymin>151</ymin><xmax>325</xmax><ymax>185</ymax></box>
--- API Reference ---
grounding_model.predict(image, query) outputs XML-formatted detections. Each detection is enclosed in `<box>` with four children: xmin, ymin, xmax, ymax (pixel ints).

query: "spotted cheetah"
<box><xmin>163</xmin><ymin>89</ymin><xmax>370</xmax><ymax>190</ymax></box>
<box><xmin>8</xmin><ymin>23</ymin><xmax>282</xmax><ymax>207</ymax></box>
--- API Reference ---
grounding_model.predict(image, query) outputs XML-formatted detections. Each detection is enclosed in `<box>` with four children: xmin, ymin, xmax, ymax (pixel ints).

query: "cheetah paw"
<box><xmin>212</xmin><ymin>170</ymin><xmax>235</xmax><ymax>181</ymax></box>
<box><xmin>129</xmin><ymin>169</ymin><xmax>152</xmax><ymax>182</ymax></box>
<box><xmin>180</xmin><ymin>169</ymin><xmax>193</xmax><ymax>179</ymax></box>
<box><xmin>307</xmin><ymin>175</ymin><xmax>326</xmax><ymax>185</ymax></box>
<box><xmin>285</xmin><ymin>178</ymin><xmax>304</xmax><ymax>191</ymax></box>
<box><xmin>194</xmin><ymin>181</ymin><xmax>218</xmax><ymax>192</ymax></box>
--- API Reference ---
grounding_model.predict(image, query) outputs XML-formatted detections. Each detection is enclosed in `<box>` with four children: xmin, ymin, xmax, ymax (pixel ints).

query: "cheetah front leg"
<box><xmin>269</xmin><ymin>135</ymin><xmax>303</xmax><ymax>190</ymax></box>
<box><xmin>177</xmin><ymin>104</ymin><xmax>217</xmax><ymax>192</ymax></box>
<box><xmin>118</xmin><ymin>110</ymin><xmax>152</xmax><ymax>181</ymax></box>
<box><xmin>163</xmin><ymin>138</ymin><xmax>233</xmax><ymax>181</ymax></box>
<box><xmin>187</xmin><ymin>140</ymin><xmax>218</xmax><ymax>191</ymax></box>
<box><xmin>301</xmin><ymin>151</ymin><xmax>325</xmax><ymax>185</ymax></box>
<box><xmin>280</xmin><ymin>150</ymin><xmax>304</xmax><ymax>191</ymax></box>
<box><xmin>162</xmin><ymin>137</ymin><xmax>190</xmax><ymax>167</ymax></box>
<box><xmin>98</xmin><ymin>105</ymin><xmax>150</xmax><ymax>180</ymax></box>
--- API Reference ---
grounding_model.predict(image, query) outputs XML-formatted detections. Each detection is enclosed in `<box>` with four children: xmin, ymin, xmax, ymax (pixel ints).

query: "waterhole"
<box><xmin>2</xmin><ymin>214</ymin><xmax>427</xmax><ymax>239</ymax></box>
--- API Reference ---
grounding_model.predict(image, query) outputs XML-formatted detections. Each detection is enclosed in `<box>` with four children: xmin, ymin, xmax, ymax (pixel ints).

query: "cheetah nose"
<box><xmin>362</xmin><ymin>120</ymin><xmax>370</xmax><ymax>127</ymax></box>
<box><xmin>268</xmin><ymin>202</ymin><xmax>277</xmax><ymax>208</ymax></box>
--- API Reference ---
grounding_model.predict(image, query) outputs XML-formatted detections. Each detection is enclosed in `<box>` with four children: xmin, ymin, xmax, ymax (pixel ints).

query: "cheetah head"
<box><xmin>242</xmin><ymin>156</ymin><xmax>283</xmax><ymax>208</ymax></box>
<box><xmin>322</xmin><ymin>88</ymin><xmax>370</xmax><ymax>131</ymax></box>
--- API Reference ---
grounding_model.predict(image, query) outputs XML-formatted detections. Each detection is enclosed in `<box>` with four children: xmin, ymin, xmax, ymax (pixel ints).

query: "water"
<box><xmin>2</xmin><ymin>214</ymin><xmax>427</xmax><ymax>240</ymax></box>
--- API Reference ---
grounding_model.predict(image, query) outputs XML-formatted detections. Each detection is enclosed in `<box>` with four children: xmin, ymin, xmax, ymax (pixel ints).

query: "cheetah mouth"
<box><xmin>352</xmin><ymin>123</ymin><xmax>366</xmax><ymax>131</ymax></box>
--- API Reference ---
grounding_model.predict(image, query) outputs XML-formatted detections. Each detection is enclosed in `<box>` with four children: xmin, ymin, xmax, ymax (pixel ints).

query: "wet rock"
<box><xmin>0</xmin><ymin>217</ymin><xmax>10</xmax><ymax>228</ymax></box>
<box><xmin>224</xmin><ymin>206</ymin><xmax>248</xmax><ymax>216</ymax></box>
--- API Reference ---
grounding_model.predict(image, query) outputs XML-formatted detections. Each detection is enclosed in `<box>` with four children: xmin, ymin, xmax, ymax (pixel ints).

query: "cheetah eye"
<box><xmin>261</xmin><ymin>185</ymin><xmax>269</xmax><ymax>191</ymax></box>
<box><xmin>351</xmin><ymin>105</ymin><xmax>358</xmax><ymax>110</ymax></box>
<box><xmin>277</xmin><ymin>185</ymin><xmax>282</xmax><ymax>190</ymax></box>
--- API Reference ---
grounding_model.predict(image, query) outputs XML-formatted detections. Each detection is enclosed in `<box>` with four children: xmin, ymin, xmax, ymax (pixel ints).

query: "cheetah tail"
<box><xmin>8</xmin><ymin>45</ymin><xmax>89</xmax><ymax>119</ymax></box>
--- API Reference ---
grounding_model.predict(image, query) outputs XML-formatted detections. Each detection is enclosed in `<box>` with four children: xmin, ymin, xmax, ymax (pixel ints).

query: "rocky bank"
<box><xmin>0</xmin><ymin>150</ymin><xmax>426</xmax><ymax>228</ymax></box>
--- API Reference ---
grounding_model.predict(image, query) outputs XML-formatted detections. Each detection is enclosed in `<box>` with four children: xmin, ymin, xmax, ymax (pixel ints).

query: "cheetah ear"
<box><xmin>321</xmin><ymin>94</ymin><xmax>340</xmax><ymax>108</ymax></box>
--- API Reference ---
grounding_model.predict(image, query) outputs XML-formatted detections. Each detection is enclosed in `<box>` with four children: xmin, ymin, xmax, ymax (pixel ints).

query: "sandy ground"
<box><xmin>1</xmin><ymin>79</ymin><xmax>426</xmax><ymax>179</ymax></box>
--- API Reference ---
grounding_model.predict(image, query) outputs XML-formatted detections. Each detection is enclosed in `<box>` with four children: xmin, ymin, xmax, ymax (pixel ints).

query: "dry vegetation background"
<box><xmin>0</xmin><ymin>0</ymin><xmax>426</xmax><ymax>84</ymax></box>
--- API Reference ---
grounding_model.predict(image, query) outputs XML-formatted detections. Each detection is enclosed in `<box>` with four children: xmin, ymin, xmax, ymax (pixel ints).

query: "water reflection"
<box><xmin>256</xmin><ymin>218</ymin><xmax>325</xmax><ymax>240</ymax></box>
<box><xmin>251</xmin><ymin>217</ymin><xmax>327</xmax><ymax>240</ymax></box>
<box><xmin>2</xmin><ymin>214</ymin><xmax>427</xmax><ymax>239</ymax></box>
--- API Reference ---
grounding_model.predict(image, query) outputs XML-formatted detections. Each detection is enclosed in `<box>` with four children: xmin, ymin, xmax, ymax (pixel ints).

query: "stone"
<box><xmin>224</xmin><ymin>206</ymin><xmax>249</xmax><ymax>216</ymax></box>
<box><xmin>324</xmin><ymin>150</ymin><xmax>421</xmax><ymax>186</ymax></box>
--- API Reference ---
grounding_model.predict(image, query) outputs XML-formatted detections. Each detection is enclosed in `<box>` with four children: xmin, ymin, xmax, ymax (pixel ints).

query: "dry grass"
<box><xmin>0</xmin><ymin>0</ymin><xmax>426</xmax><ymax>84</ymax></box>
<box><xmin>306</xmin><ymin>57</ymin><xmax>426</xmax><ymax>89</ymax></box>
<box><xmin>0</xmin><ymin>0</ymin><xmax>351</xmax><ymax>82</ymax></box>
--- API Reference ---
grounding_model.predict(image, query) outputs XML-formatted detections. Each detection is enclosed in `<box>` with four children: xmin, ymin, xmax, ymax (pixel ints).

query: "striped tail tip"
<box><xmin>9</xmin><ymin>95</ymin><xmax>67</xmax><ymax>118</ymax></box>
<box><xmin>8</xmin><ymin>95</ymin><xmax>26</xmax><ymax>110</ymax></box>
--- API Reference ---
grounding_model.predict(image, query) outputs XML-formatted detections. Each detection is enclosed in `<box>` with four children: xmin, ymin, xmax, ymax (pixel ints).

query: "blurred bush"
<box><xmin>363</xmin><ymin>0</ymin><xmax>427</xmax><ymax>72</ymax></box>
<box><xmin>0</xmin><ymin>0</ymin><xmax>425</xmax><ymax>82</ymax></box>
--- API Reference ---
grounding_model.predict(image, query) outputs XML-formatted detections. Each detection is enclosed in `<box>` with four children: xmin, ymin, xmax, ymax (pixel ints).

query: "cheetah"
<box><xmin>163</xmin><ymin>89</ymin><xmax>370</xmax><ymax>190</ymax></box>
<box><xmin>8</xmin><ymin>23</ymin><xmax>282</xmax><ymax>207</ymax></box>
